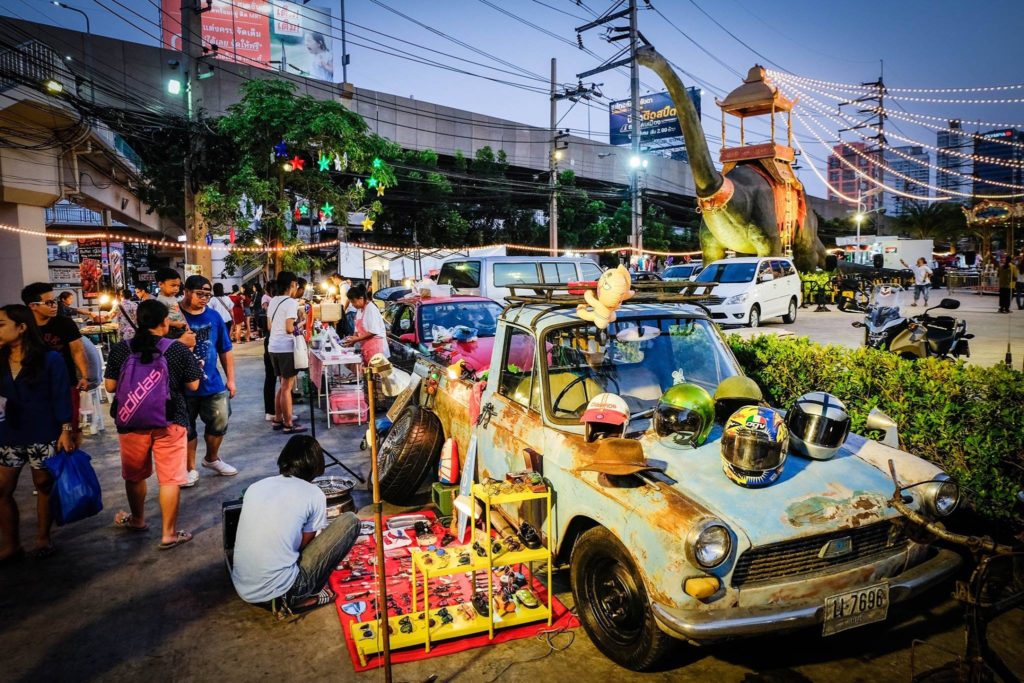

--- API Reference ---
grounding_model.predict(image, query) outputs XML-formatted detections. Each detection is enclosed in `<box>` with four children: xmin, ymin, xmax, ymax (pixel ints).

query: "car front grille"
<box><xmin>730</xmin><ymin>522</ymin><xmax>905</xmax><ymax>588</ymax></box>
<box><xmin>703</xmin><ymin>296</ymin><xmax>726</xmax><ymax>306</ymax></box>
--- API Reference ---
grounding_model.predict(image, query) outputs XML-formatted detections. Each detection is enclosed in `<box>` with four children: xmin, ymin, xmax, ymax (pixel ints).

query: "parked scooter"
<box><xmin>852</xmin><ymin>285</ymin><xmax>973</xmax><ymax>360</ymax></box>
<box><xmin>833</xmin><ymin>274</ymin><xmax>871</xmax><ymax>313</ymax></box>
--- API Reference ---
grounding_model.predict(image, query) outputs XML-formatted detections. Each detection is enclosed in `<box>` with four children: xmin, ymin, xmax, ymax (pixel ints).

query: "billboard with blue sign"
<box><xmin>608</xmin><ymin>89</ymin><xmax>700</xmax><ymax>146</ymax></box>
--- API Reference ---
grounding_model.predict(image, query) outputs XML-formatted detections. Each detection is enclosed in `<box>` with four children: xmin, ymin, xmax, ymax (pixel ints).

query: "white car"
<box><xmin>693</xmin><ymin>256</ymin><xmax>802</xmax><ymax>327</ymax></box>
<box><xmin>437</xmin><ymin>256</ymin><xmax>603</xmax><ymax>304</ymax></box>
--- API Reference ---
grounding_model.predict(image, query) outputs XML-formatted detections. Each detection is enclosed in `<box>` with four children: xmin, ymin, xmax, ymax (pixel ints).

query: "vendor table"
<box><xmin>79</xmin><ymin>322</ymin><xmax>118</xmax><ymax>355</ymax></box>
<box><xmin>308</xmin><ymin>347</ymin><xmax>364</xmax><ymax>427</ymax></box>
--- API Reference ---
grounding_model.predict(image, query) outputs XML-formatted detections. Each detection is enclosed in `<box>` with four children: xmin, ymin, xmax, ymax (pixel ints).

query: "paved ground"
<box><xmin>2</xmin><ymin>341</ymin><xmax>1021</xmax><ymax>683</ymax></box>
<box><xmin>730</xmin><ymin>289</ymin><xmax>1024</xmax><ymax>368</ymax></box>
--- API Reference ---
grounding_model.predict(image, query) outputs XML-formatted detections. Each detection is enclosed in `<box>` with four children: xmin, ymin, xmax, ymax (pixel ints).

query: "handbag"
<box><xmin>45</xmin><ymin>447</ymin><xmax>103</xmax><ymax>526</ymax></box>
<box><xmin>293</xmin><ymin>332</ymin><xmax>310</xmax><ymax>370</ymax></box>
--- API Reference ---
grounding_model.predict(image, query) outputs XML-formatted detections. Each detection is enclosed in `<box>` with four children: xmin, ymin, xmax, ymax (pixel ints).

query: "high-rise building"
<box><xmin>826</xmin><ymin>141</ymin><xmax>884</xmax><ymax>212</ymax></box>
<box><xmin>883</xmin><ymin>146</ymin><xmax>930</xmax><ymax>215</ymax></box>
<box><xmin>936</xmin><ymin>120</ymin><xmax>970</xmax><ymax>202</ymax></box>
<box><xmin>973</xmin><ymin>128</ymin><xmax>1024</xmax><ymax>197</ymax></box>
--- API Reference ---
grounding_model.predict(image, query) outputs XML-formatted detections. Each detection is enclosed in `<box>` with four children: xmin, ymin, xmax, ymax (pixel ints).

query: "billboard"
<box><xmin>161</xmin><ymin>0</ymin><xmax>336</xmax><ymax>82</ymax></box>
<box><xmin>609</xmin><ymin>89</ymin><xmax>701</xmax><ymax>147</ymax></box>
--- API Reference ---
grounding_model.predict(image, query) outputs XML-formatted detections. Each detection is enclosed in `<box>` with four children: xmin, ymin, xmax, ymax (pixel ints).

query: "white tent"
<box><xmin>336</xmin><ymin>243</ymin><xmax>507</xmax><ymax>282</ymax></box>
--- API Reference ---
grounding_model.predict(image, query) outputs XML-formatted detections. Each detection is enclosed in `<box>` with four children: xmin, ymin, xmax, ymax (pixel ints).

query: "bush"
<box><xmin>728</xmin><ymin>334</ymin><xmax>1023</xmax><ymax>522</ymax></box>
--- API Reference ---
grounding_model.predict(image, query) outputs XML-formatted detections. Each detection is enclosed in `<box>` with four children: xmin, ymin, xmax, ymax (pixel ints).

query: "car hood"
<box><xmin>639</xmin><ymin>427</ymin><xmax>943</xmax><ymax>547</ymax></box>
<box><xmin>430</xmin><ymin>337</ymin><xmax>496</xmax><ymax>373</ymax></box>
<box><xmin>701</xmin><ymin>281</ymin><xmax>751</xmax><ymax>298</ymax></box>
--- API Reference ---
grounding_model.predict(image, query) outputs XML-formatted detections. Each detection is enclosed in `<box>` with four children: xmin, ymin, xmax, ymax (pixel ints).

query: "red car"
<box><xmin>383</xmin><ymin>295</ymin><xmax>505</xmax><ymax>374</ymax></box>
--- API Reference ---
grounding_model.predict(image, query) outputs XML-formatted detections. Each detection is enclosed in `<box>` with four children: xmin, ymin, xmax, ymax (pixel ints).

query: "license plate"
<box><xmin>822</xmin><ymin>582</ymin><xmax>889</xmax><ymax>636</ymax></box>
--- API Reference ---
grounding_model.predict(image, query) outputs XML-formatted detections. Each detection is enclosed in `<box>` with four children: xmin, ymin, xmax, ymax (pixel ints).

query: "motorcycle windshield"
<box><xmin>868</xmin><ymin>306</ymin><xmax>901</xmax><ymax>326</ymax></box>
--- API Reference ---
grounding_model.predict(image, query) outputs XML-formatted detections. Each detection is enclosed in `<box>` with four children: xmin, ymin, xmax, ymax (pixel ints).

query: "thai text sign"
<box><xmin>609</xmin><ymin>89</ymin><xmax>700</xmax><ymax>146</ymax></box>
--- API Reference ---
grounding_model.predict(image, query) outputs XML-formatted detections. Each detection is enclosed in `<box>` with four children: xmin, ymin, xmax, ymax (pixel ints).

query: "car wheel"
<box><xmin>570</xmin><ymin>526</ymin><xmax>672</xmax><ymax>671</ymax></box>
<box><xmin>377</xmin><ymin>406</ymin><xmax>444</xmax><ymax>504</ymax></box>
<box><xmin>782</xmin><ymin>298</ymin><xmax>798</xmax><ymax>324</ymax></box>
<box><xmin>747</xmin><ymin>305</ymin><xmax>761</xmax><ymax>328</ymax></box>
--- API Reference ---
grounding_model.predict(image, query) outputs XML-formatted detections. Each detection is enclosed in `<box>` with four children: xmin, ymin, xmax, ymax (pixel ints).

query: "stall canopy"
<box><xmin>337</xmin><ymin>244</ymin><xmax>507</xmax><ymax>282</ymax></box>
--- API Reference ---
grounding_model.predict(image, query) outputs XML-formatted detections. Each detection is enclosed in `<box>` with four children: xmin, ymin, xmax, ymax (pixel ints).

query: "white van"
<box><xmin>437</xmin><ymin>256</ymin><xmax>604</xmax><ymax>303</ymax></box>
<box><xmin>693</xmin><ymin>256</ymin><xmax>802</xmax><ymax>327</ymax></box>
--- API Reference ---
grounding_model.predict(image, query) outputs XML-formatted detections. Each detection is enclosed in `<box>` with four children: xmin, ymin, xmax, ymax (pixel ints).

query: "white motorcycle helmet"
<box><xmin>785</xmin><ymin>392</ymin><xmax>851</xmax><ymax>460</ymax></box>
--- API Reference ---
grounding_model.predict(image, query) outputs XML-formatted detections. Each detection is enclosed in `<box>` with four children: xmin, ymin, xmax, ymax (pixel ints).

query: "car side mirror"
<box><xmin>866</xmin><ymin>408</ymin><xmax>899</xmax><ymax>448</ymax></box>
<box><xmin>399</xmin><ymin>333</ymin><xmax>416</xmax><ymax>343</ymax></box>
<box><xmin>938</xmin><ymin>298</ymin><xmax>960</xmax><ymax>310</ymax></box>
<box><xmin>759</xmin><ymin>273</ymin><xmax>775</xmax><ymax>282</ymax></box>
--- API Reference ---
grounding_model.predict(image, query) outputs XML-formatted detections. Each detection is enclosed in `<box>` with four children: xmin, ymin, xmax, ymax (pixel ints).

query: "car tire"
<box><xmin>747</xmin><ymin>304</ymin><xmax>761</xmax><ymax>328</ymax></box>
<box><xmin>377</xmin><ymin>406</ymin><xmax>444</xmax><ymax>504</ymax></box>
<box><xmin>782</xmin><ymin>297</ymin><xmax>798</xmax><ymax>324</ymax></box>
<box><xmin>570</xmin><ymin>526</ymin><xmax>672</xmax><ymax>671</ymax></box>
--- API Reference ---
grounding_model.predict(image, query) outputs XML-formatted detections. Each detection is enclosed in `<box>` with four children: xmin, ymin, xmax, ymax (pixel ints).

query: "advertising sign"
<box><xmin>109</xmin><ymin>243</ymin><xmax>125</xmax><ymax>292</ymax></box>
<box><xmin>77</xmin><ymin>239</ymin><xmax>106</xmax><ymax>299</ymax></box>
<box><xmin>609</xmin><ymin>89</ymin><xmax>701</xmax><ymax>146</ymax></box>
<box><xmin>160</xmin><ymin>0</ymin><xmax>335</xmax><ymax>81</ymax></box>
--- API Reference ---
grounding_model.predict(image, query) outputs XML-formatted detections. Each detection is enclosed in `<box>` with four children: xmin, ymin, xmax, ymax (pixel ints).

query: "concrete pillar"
<box><xmin>0</xmin><ymin>203</ymin><xmax>49</xmax><ymax>299</ymax></box>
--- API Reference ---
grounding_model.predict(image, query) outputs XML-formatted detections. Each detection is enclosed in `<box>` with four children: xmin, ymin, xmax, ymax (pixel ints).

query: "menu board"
<box><xmin>77</xmin><ymin>239</ymin><xmax>105</xmax><ymax>299</ymax></box>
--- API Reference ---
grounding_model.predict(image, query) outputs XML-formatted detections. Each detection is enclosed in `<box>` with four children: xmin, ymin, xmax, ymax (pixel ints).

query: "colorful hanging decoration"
<box><xmin>372</xmin><ymin>157</ymin><xmax>383</xmax><ymax>169</ymax></box>
<box><xmin>367</xmin><ymin>177</ymin><xmax>379</xmax><ymax>188</ymax></box>
<box><xmin>361</xmin><ymin>216</ymin><xmax>375</xmax><ymax>231</ymax></box>
<box><xmin>273</xmin><ymin>140</ymin><xmax>289</xmax><ymax>158</ymax></box>
<box><xmin>376</xmin><ymin>185</ymin><xmax>385</xmax><ymax>197</ymax></box>
<box><xmin>290</xmin><ymin>156</ymin><xmax>305</xmax><ymax>171</ymax></box>
<box><xmin>334</xmin><ymin>152</ymin><xmax>347</xmax><ymax>172</ymax></box>
<box><xmin>355</xmin><ymin>178</ymin><xmax>363</xmax><ymax>189</ymax></box>
<box><xmin>205</xmin><ymin>232</ymin><xmax>213</xmax><ymax>245</ymax></box>
<box><xmin>299</xmin><ymin>204</ymin><xmax>309</xmax><ymax>216</ymax></box>
<box><xmin>321</xmin><ymin>202</ymin><xmax>334</xmax><ymax>218</ymax></box>
<box><xmin>317</xmin><ymin>153</ymin><xmax>331</xmax><ymax>172</ymax></box>
<box><xmin>229</xmin><ymin>226</ymin><xmax>236</xmax><ymax>244</ymax></box>
<box><xmin>293</xmin><ymin>208</ymin><xmax>302</xmax><ymax>220</ymax></box>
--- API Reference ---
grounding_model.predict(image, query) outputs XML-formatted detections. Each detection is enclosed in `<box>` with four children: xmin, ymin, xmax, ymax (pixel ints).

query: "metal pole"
<box><xmin>549</xmin><ymin>57</ymin><xmax>558</xmax><ymax>255</ymax></box>
<box><xmin>365</xmin><ymin>369</ymin><xmax>393</xmax><ymax>683</ymax></box>
<box><xmin>340</xmin><ymin>0</ymin><xmax>348</xmax><ymax>84</ymax></box>
<box><xmin>629</xmin><ymin>0</ymin><xmax>641</xmax><ymax>255</ymax></box>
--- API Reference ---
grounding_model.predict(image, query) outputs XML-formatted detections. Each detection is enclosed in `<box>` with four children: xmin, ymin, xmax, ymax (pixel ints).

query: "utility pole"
<box><xmin>549</xmin><ymin>58</ymin><xmax>558</xmax><ymax>255</ymax></box>
<box><xmin>575</xmin><ymin>0</ymin><xmax>647</xmax><ymax>256</ymax></box>
<box><xmin>340</xmin><ymin>0</ymin><xmax>349</xmax><ymax>84</ymax></box>
<box><xmin>180</xmin><ymin>0</ymin><xmax>213</xmax><ymax>276</ymax></box>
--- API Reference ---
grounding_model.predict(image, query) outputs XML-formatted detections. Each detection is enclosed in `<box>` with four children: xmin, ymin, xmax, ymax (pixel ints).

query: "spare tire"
<box><xmin>377</xmin><ymin>406</ymin><xmax>444</xmax><ymax>504</ymax></box>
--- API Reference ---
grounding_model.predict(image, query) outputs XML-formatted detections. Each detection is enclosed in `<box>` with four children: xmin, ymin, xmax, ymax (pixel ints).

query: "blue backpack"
<box><xmin>114</xmin><ymin>338</ymin><xmax>173</xmax><ymax>431</ymax></box>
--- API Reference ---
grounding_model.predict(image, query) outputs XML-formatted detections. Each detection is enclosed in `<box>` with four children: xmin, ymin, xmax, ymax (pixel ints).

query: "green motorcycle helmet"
<box><xmin>654</xmin><ymin>383</ymin><xmax>715</xmax><ymax>448</ymax></box>
<box><xmin>713</xmin><ymin>375</ymin><xmax>764</xmax><ymax>424</ymax></box>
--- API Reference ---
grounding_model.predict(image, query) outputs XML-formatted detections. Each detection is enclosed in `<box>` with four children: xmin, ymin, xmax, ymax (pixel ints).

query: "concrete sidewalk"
<box><xmin>2</xmin><ymin>349</ymin><xmax>1021</xmax><ymax>682</ymax></box>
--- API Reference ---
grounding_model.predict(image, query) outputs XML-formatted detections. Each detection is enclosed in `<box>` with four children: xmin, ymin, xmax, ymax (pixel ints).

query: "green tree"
<box><xmin>894</xmin><ymin>202</ymin><xmax>965</xmax><ymax>243</ymax></box>
<box><xmin>556</xmin><ymin>170</ymin><xmax>607</xmax><ymax>249</ymax></box>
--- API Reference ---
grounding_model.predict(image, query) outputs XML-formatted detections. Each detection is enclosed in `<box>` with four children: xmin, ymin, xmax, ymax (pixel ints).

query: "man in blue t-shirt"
<box><xmin>179</xmin><ymin>275</ymin><xmax>238</xmax><ymax>486</ymax></box>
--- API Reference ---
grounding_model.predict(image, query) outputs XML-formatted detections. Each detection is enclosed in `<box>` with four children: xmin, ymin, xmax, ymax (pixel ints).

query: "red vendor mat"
<box><xmin>331</xmin><ymin>511</ymin><xmax>577</xmax><ymax>673</ymax></box>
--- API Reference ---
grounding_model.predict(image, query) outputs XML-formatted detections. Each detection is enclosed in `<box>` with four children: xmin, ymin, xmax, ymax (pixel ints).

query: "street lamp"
<box><xmin>51</xmin><ymin>2</ymin><xmax>93</xmax><ymax>105</ymax></box>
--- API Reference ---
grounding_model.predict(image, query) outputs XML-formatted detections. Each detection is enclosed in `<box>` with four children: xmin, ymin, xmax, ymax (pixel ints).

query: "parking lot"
<box><xmin>729</xmin><ymin>290</ymin><xmax>1024</xmax><ymax>369</ymax></box>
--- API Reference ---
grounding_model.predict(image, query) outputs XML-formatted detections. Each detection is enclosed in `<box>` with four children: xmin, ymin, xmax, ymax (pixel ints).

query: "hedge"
<box><xmin>727</xmin><ymin>333</ymin><xmax>1023</xmax><ymax>522</ymax></box>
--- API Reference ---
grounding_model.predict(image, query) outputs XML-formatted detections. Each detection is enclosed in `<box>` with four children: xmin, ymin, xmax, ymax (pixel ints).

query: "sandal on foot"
<box><xmin>30</xmin><ymin>545</ymin><xmax>56</xmax><ymax>559</ymax></box>
<box><xmin>158</xmin><ymin>531</ymin><xmax>193</xmax><ymax>550</ymax></box>
<box><xmin>113</xmin><ymin>511</ymin><xmax>149</xmax><ymax>532</ymax></box>
<box><xmin>283</xmin><ymin>423</ymin><xmax>307</xmax><ymax>434</ymax></box>
<box><xmin>271</xmin><ymin>421</ymin><xmax>285</xmax><ymax>431</ymax></box>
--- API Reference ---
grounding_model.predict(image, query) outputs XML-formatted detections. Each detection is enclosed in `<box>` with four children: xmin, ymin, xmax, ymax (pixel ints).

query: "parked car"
<box><xmin>382</xmin><ymin>294</ymin><xmax>504</xmax><ymax>372</ymax></box>
<box><xmin>631</xmin><ymin>270</ymin><xmax>663</xmax><ymax>282</ymax></box>
<box><xmin>694</xmin><ymin>256</ymin><xmax>802</xmax><ymax>327</ymax></box>
<box><xmin>436</xmin><ymin>256</ymin><xmax>603</xmax><ymax>303</ymax></box>
<box><xmin>376</xmin><ymin>290</ymin><xmax>961</xmax><ymax>671</ymax></box>
<box><xmin>661</xmin><ymin>263</ymin><xmax>703</xmax><ymax>280</ymax></box>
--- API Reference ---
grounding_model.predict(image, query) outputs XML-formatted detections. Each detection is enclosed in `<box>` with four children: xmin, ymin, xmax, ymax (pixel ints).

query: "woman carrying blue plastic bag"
<box><xmin>0</xmin><ymin>304</ymin><xmax>75</xmax><ymax>562</ymax></box>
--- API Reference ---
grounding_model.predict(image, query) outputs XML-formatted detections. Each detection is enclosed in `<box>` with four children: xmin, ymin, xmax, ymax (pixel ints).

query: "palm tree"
<box><xmin>894</xmin><ymin>202</ymin><xmax>965</xmax><ymax>243</ymax></box>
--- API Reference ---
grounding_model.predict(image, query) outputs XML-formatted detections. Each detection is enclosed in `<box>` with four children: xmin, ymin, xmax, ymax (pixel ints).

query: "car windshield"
<box><xmin>695</xmin><ymin>262</ymin><xmax>757</xmax><ymax>284</ymax></box>
<box><xmin>543</xmin><ymin>316</ymin><xmax>739</xmax><ymax>421</ymax></box>
<box><xmin>662</xmin><ymin>265</ymin><xmax>695</xmax><ymax>279</ymax></box>
<box><xmin>438</xmin><ymin>261</ymin><xmax>481</xmax><ymax>289</ymax></box>
<box><xmin>419</xmin><ymin>301</ymin><xmax>504</xmax><ymax>342</ymax></box>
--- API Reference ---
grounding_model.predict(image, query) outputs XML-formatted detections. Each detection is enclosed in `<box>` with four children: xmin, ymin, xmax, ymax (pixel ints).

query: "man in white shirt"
<box><xmin>266</xmin><ymin>272</ymin><xmax>305</xmax><ymax>433</ymax></box>
<box><xmin>901</xmin><ymin>257</ymin><xmax>934</xmax><ymax>307</ymax></box>
<box><xmin>230</xmin><ymin>435</ymin><xmax>359</xmax><ymax>613</ymax></box>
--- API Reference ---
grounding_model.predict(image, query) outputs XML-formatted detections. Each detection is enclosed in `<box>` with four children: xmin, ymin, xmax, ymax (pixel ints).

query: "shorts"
<box><xmin>119</xmin><ymin>424</ymin><xmax>188</xmax><ymax>485</ymax></box>
<box><xmin>270</xmin><ymin>352</ymin><xmax>298</xmax><ymax>379</ymax></box>
<box><xmin>186</xmin><ymin>390</ymin><xmax>231</xmax><ymax>440</ymax></box>
<box><xmin>0</xmin><ymin>442</ymin><xmax>56</xmax><ymax>470</ymax></box>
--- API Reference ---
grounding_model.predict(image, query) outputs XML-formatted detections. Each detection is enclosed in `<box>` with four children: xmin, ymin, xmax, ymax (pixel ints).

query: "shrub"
<box><xmin>728</xmin><ymin>334</ymin><xmax>1023</xmax><ymax>522</ymax></box>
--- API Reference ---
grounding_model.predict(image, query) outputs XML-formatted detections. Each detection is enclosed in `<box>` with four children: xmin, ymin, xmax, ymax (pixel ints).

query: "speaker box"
<box><xmin>873</xmin><ymin>254</ymin><xmax>884</xmax><ymax>269</ymax></box>
<box><xmin>825</xmin><ymin>254</ymin><xmax>838</xmax><ymax>271</ymax></box>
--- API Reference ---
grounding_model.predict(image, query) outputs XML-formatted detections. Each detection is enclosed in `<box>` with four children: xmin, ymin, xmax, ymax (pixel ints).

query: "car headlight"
<box><xmin>919</xmin><ymin>478</ymin><xmax>960</xmax><ymax>517</ymax></box>
<box><xmin>724</xmin><ymin>292</ymin><xmax>748</xmax><ymax>305</ymax></box>
<box><xmin>687</xmin><ymin>520</ymin><xmax>732</xmax><ymax>568</ymax></box>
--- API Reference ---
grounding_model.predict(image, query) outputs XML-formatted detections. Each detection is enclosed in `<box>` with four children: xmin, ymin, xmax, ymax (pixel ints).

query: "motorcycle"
<box><xmin>833</xmin><ymin>274</ymin><xmax>871</xmax><ymax>313</ymax></box>
<box><xmin>853</xmin><ymin>286</ymin><xmax>973</xmax><ymax>360</ymax></box>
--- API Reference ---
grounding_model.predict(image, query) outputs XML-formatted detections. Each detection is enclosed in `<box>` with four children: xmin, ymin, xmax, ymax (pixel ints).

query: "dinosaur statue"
<box><xmin>637</xmin><ymin>46</ymin><xmax>827</xmax><ymax>272</ymax></box>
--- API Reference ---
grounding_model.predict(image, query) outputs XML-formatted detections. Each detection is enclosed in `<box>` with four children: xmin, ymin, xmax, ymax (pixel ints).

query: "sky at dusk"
<box><xmin>2</xmin><ymin>0</ymin><xmax>1023</xmax><ymax>202</ymax></box>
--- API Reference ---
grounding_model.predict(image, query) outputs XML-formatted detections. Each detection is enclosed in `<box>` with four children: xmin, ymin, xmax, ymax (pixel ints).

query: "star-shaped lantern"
<box><xmin>367</xmin><ymin>177</ymin><xmax>379</xmax><ymax>188</ymax></box>
<box><xmin>290</xmin><ymin>156</ymin><xmax>305</xmax><ymax>171</ymax></box>
<box><xmin>273</xmin><ymin>140</ymin><xmax>288</xmax><ymax>158</ymax></box>
<box><xmin>376</xmin><ymin>185</ymin><xmax>385</xmax><ymax>197</ymax></box>
<box><xmin>299</xmin><ymin>204</ymin><xmax>309</xmax><ymax>216</ymax></box>
<box><xmin>361</xmin><ymin>216</ymin><xmax>375</xmax><ymax>232</ymax></box>
<box><xmin>318</xmin><ymin>154</ymin><xmax>331</xmax><ymax>172</ymax></box>
<box><xmin>321</xmin><ymin>202</ymin><xmax>334</xmax><ymax>218</ymax></box>
<box><xmin>293</xmin><ymin>208</ymin><xmax>302</xmax><ymax>220</ymax></box>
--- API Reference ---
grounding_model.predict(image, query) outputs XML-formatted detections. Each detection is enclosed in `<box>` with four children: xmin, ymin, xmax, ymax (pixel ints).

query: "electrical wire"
<box><xmin>684</xmin><ymin>0</ymin><xmax>787</xmax><ymax>71</ymax></box>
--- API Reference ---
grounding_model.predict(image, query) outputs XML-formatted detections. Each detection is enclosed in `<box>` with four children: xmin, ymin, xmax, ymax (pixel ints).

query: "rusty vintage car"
<box><xmin>376</xmin><ymin>286</ymin><xmax>962</xmax><ymax>671</ymax></box>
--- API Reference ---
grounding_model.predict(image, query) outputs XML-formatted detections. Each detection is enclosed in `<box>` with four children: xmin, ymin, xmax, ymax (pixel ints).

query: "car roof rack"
<box><xmin>502</xmin><ymin>281</ymin><xmax>720</xmax><ymax>326</ymax></box>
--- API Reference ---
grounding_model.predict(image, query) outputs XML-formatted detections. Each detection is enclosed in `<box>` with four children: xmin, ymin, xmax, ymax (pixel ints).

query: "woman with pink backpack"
<box><xmin>103</xmin><ymin>300</ymin><xmax>202</xmax><ymax>550</ymax></box>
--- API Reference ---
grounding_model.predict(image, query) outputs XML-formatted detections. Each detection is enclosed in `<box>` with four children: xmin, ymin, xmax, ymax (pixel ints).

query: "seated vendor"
<box><xmin>230</xmin><ymin>435</ymin><xmax>359</xmax><ymax>613</ymax></box>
